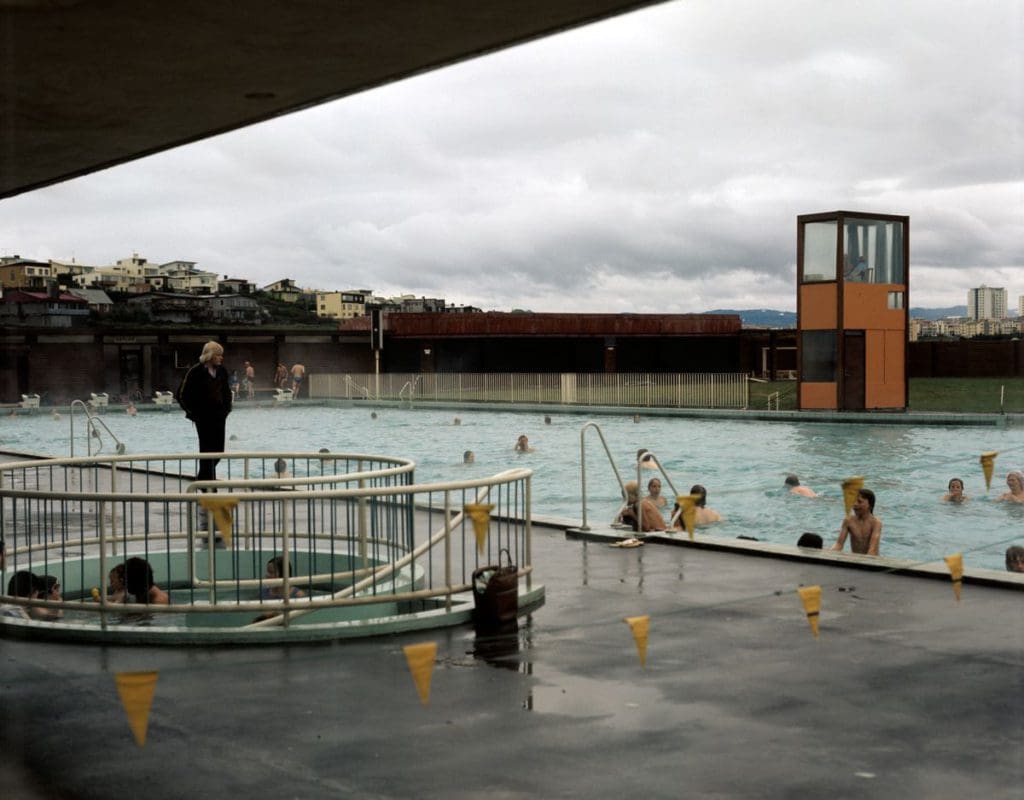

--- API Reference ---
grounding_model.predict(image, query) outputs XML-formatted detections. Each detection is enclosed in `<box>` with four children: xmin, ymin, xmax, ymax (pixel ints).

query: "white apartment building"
<box><xmin>967</xmin><ymin>285</ymin><xmax>1007</xmax><ymax>320</ymax></box>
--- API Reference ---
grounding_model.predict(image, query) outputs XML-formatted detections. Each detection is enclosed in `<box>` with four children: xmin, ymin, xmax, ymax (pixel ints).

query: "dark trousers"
<box><xmin>195</xmin><ymin>417</ymin><xmax>225</xmax><ymax>482</ymax></box>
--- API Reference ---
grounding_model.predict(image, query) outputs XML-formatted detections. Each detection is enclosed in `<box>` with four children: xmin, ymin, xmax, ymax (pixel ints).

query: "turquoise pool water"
<box><xmin>3</xmin><ymin>404</ymin><xmax>1023</xmax><ymax>570</ymax></box>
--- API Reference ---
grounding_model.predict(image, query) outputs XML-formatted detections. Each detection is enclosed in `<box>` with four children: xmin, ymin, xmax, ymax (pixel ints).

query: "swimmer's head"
<box><xmin>857</xmin><ymin>488</ymin><xmax>876</xmax><ymax>512</ymax></box>
<box><xmin>266</xmin><ymin>555</ymin><xmax>293</xmax><ymax>579</ymax></box>
<box><xmin>124</xmin><ymin>557</ymin><xmax>155</xmax><ymax>600</ymax></box>
<box><xmin>371</xmin><ymin>412</ymin><xmax>378</xmax><ymax>420</ymax></box>
<box><xmin>463</xmin><ymin>450</ymin><xmax>475</xmax><ymax>464</ymax></box>
<box><xmin>689</xmin><ymin>485</ymin><xmax>708</xmax><ymax>507</ymax></box>
<box><xmin>948</xmin><ymin>477</ymin><xmax>964</xmax><ymax>492</ymax></box>
<box><xmin>7</xmin><ymin>570</ymin><xmax>37</xmax><ymax>598</ymax></box>
<box><xmin>274</xmin><ymin>458</ymin><xmax>287</xmax><ymax>476</ymax></box>
<box><xmin>108</xmin><ymin>563</ymin><xmax>125</xmax><ymax>591</ymax></box>
<box><xmin>785</xmin><ymin>474</ymin><xmax>800</xmax><ymax>487</ymax></box>
<box><xmin>453</xmin><ymin>417</ymin><xmax>461</xmax><ymax>426</ymax></box>
<box><xmin>544</xmin><ymin>415</ymin><xmax>551</xmax><ymax>425</ymax></box>
<box><xmin>1006</xmin><ymin>546</ymin><xmax>1024</xmax><ymax>573</ymax></box>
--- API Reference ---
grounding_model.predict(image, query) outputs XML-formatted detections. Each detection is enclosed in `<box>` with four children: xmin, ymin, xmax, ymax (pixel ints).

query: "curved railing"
<box><xmin>0</xmin><ymin>451</ymin><xmax>535</xmax><ymax>642</ymax></box>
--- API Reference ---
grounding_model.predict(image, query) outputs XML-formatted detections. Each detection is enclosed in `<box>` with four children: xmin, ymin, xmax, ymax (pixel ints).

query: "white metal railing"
<box><xmin>0</xmin><ymin>451</ymin><xmax>532</xmax><ymax>639</ymax></box>
<box><xmin>69</xmin><ymin>399</ymin><xmax>126</xmax><ymax>457</ymax></box>
<box><xmin>312</xmin><ymin>372</ymin><xmax>749</xmax><ymax>409</ymax></box>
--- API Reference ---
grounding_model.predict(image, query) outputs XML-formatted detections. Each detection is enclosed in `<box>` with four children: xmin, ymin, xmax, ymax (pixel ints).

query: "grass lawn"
<box><xmin>748</xmin><ymin>378</ymin><xmax>1024</xmax><ymax>413</ymax></box>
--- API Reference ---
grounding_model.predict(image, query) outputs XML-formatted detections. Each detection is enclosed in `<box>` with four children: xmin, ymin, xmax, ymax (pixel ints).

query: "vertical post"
<box><xmin>281</xmin><ymin>494</ymin><xmax>291</xmax><ymax>628</ymax></box>
<box><xmin>358</xmin><ymin>474</ymin><xmax>369</xmax><ymax>575</ymax></box>
<box><xmin>525</xmin><ymin>475</ymin><xmax>532</xmax><ymax>592</ymax></box>
<box><xmin>443</xmin><ymin>490</ymin><xmax>452</xmax><ymax>612</ymax></box>
<box><xmin>98</xmin><ymin>500</ymin><xmax>108</xmax><ymax>631</ymax></box>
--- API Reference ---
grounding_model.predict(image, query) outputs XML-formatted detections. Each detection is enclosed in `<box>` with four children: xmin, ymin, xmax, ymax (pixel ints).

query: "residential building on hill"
<box><xmin>263</xmin><ymin>278</ymin><xmax>303</xmax><ymax>302</ymax></box>
<box><xmin>0</xmin><ymin>257</ymin><xmax>51</xmax><ymax>291</ymax></box>
<box><xmin>316</xmin><ymin>290</ymin><xmax>367</xmax><ymax>319</ymax></box>
<box><xmin>0</xmin><ymin>289</ymin><xmax>89</xmax><ymax>327</ymax></box>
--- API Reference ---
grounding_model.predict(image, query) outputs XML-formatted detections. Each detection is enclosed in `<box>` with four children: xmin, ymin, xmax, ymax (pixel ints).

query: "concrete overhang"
<box><xmin>1</xmin><ymin>0</ymin><xmax>661</xmax><ymax>200</ymax></box>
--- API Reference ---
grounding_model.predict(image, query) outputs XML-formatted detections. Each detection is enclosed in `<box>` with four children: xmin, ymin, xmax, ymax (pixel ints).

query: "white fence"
<box><xmin>311</xmin><ymin>372</ymin><xmax>749</xmax><ymax>410</ymax></box>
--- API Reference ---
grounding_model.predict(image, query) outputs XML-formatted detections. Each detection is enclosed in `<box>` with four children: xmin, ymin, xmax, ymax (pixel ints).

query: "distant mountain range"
<box><xmin>708</xmin><ymin>305</ymin><xmax>986</xmax><ymax>327</ymax></box>
<box><xmin>907</xmin><ymin>305</ymin><xmax>968</xmax><ymax>320</ymax></box>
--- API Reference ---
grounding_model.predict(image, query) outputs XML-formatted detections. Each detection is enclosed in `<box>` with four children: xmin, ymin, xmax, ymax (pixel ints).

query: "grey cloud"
<box><xmin>0</xmin><ymin>0</ymin><xmax>1020</xmax><ymax>313</ymax></box>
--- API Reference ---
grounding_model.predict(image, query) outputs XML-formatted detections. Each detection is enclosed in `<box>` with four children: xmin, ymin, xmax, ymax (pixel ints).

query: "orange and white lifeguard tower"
<box><xmin>796</xmin><ymin>211</ymin><xmax>909</xmax><ymax>411</ymax></box>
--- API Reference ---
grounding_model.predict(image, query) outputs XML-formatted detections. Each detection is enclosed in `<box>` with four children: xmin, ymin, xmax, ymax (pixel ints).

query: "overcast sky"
<box><xmin>1</xmin><ymin>0</ymin><xmax>1021</xmax><ymax>313</ymax></box>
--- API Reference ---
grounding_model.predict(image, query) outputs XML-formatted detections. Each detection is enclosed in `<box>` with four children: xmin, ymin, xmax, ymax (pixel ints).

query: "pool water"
<box><xmin>3</xmin><ymin>404</ymin><xmax>1023</xmax><ymax>570</ymax></box>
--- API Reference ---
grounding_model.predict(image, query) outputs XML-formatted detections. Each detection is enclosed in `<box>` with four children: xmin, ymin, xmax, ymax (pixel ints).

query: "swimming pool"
<box><xmin>3</xmin><ymin>403</ymin><xmax>1022</xmax><ymax>569</ymax></box>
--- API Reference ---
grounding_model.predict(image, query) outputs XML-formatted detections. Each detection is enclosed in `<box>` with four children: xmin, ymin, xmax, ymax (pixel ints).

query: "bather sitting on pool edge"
<box><xmin>616</xmin><ymin>480</ymin><xmax>665</xmax><ymax>532</ymax></box>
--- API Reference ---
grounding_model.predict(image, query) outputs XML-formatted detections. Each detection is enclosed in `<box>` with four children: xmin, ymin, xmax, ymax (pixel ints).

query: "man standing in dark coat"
<box><xmin>179</xmin><ymin>341</ymin><xmax>232</xmax><ymax>483</ymax></box>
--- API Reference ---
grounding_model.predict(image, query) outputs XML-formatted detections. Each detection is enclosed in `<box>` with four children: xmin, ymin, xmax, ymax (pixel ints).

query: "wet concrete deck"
<box><xmin>2</xmin><ymin>522</ymin><xmax>1022</xmax><ymax>799</ymax></box>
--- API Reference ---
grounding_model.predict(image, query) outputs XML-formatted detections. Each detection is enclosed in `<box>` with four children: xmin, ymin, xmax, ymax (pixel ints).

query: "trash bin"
<box><xmin>471</xmin><ymin>548</ymin><xmax>518</xmax><ymax>631</ymax></box>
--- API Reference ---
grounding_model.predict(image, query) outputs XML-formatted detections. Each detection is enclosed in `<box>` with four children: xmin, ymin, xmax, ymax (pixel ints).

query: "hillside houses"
<box><xmin>0</xmin><ymin>251</ymin><xmax>479</xmax><ymax>328</ymax></box>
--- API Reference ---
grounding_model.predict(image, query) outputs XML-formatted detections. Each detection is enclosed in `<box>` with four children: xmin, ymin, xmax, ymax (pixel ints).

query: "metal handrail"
<box><xmin>69</xmin><ymin>399</ymin><xmax>126</xmax><ymax>458</ymax></box>
<box><xmin>0</xmin><ymin>451</ymin><xmax>533</xmax><ymax>639</ymax></box>
<box><xmin>344</xmin><ymin>374</ymin><xmax>370</xmax><ymax>400</ymax></box>
<box><xmin>579</xmin><ymin>422</ymin><xmax>680</xmax><ymax>531</ymax></box>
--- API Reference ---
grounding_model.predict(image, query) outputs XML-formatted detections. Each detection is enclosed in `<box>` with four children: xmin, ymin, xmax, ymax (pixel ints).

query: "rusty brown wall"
<box><xmin>910</xmin><ymin>340</ymin><xmax>1024</xmax><ymax>377</ymax></box>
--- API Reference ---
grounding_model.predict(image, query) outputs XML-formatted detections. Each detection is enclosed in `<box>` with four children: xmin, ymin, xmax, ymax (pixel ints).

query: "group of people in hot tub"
<box><xmin>615</xmin><ymin>450</ymin><xmax>1024</xmax><ymax>568</ymax></box>
<box><xmin>2</xmin><ymin>553</ymin><xmax>303</xmax><ymax>618</ymax></box>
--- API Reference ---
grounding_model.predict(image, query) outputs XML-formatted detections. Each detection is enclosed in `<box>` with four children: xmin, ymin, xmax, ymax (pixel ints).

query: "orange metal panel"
<box><xmin>864</xmin><ymin>330</ymin><xmax>906</xmax><ymax>408</ymax></box>
<box><xmin>800</xmin><ymin>382</ymin><xmax>837</xmax><ymax>409</ymax></box>
<box><xmin>798</xmin><ymin>284</ymin><xmax>837</xmax><ymax>329</ymax></box>
<box><xmin>843</xmin><ymin>284</ymin><xmax>906</xmax><ymax>330</ymax></box>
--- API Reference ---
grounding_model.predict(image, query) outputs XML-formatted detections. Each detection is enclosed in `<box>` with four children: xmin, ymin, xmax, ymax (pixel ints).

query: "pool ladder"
<box><xmin>578</xmin><ymin>422</ymin><xmax>680</xmax><ymax>531</ymax></box>
<box><xmin>69</xmin><ymin>399</ymin><xmax>126</xmax><ymax>457</ymax></box>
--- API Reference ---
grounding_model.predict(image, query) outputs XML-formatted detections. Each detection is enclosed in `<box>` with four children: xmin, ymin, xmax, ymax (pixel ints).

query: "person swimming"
<box><xmin>943</xmin><ymin>477</ymin><xmax>967</xmax><ymax>503</ymax></box>
<box><xmin>785</xmin><ymin>474</ymin><xmax>817</xmax><ymax>497</ymax></box>
<box><xmin>514</xmin><ymin>435</ymin><xmax>534</xmax><ymax>453</ymax></box>
<box><xmin>996</xmin><ymin>471</ymin><xmax>1024</xmax><ymax>503</ymax></box>
<box><xmin>636</xmin><ymin>448</ymin><xmax>657</xmax><ymax>469</ymax></box>
<box><xmin>688</xmin><ymin>484</ymin><xmax>722</xmax><ymax>526</ymax></box>
<box><xmin>463</xmin><ymin>450</ymin><xmax>475</xmax><ymax>464</ymax></box>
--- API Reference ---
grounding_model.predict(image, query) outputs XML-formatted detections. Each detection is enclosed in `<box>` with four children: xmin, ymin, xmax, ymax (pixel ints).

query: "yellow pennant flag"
<box><xmin>841</xmin><ymin>477</ymin><xmax>864</xmax><ymax>515</ymax></box>
<box><xmin>797</xmin><ymin>585</ymin><xmax>822</xmax><ymax>638</ymax></box>
<box><xmin>198</xmin><ymin>495</ymin><xmax>239</xmax><ymax>548</ymax></box>
<box><xmin>980</xmin><ymin>451</ymin><xmax>998</xmax><ymax>491</ymax></box>
<box><xmin>404</xmin><ymin>642</ymin><xmax>438</xmax><ymax>706</ymax></box>
<box><xmin>675</xmin><ymin>494</ymin><xmax>699</xmax><ymax>539</ymax></box>
<box><xmin>944</xmin><ymin>553</ymin><xmax>964</xmax><ymax>601</ymax></box>
<box><xmin>624</xmin><ymin>615</ymin><xmax>650</xmax><ymax>666</ymax></box>
<box><xmin>464</xmin><ymin>503</ymin><xmax>494</xmax><ymax>554</ymax></box>
<box><xmin>115</xmin><ymin>671</ymin><xmax>159</xmax><ymax>747</ymax></box>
